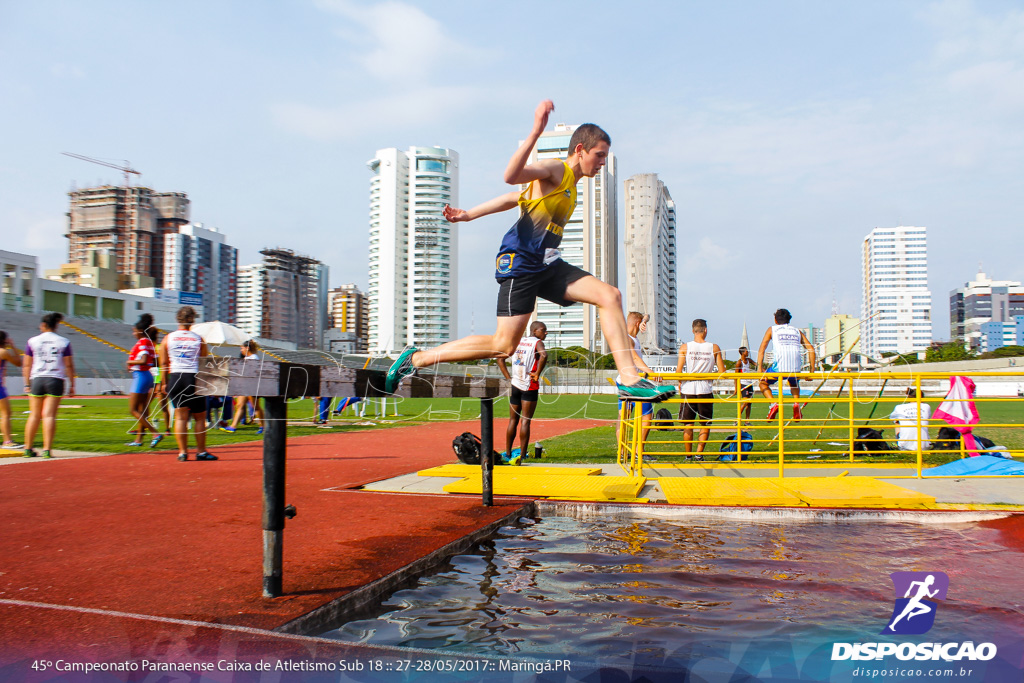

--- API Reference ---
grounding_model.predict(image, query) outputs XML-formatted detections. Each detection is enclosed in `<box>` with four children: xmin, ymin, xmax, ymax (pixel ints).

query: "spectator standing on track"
<box><xmin>126</xmin><ymin>313</ymin><xmax>165</xmax><ymax>448</ymax></box>
<box><xmin>159</xmin><ymin>306</ymin><xmax>217</xmax><ymax>461</ymax></box>
<box><xmin>22</xmin><ymin>313</ymin><xmax>74</xmax><ymax>459</ymax></box>
<box><xmin>0</xmin><ymin>330</ymin><xmax>24</xmax><ymax>449</ymax></box>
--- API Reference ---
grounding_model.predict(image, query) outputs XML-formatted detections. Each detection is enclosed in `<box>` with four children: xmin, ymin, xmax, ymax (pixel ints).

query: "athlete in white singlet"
<box><xmin>676</xmin><ymin>319</ymin><xmax>725</xmax><ymax>457</ymax></box>
<box><xmin>158</xmin><ymin>306</ymin><xmax>216</xmax><ymax>462</ymax></box>
<box><xmin>498</xmin><ymin>320</ymin><xmax>548</xmax><ymax>464</ymax></box>
<box><xmin>22</xmin><ymin>313</ymin><xmax>74</xmax><ymax>458</ymax></box>
<box><xmin>756</xmin><ymin>308</ymin><xmax>817</xmax><ymax>421</ymax></box>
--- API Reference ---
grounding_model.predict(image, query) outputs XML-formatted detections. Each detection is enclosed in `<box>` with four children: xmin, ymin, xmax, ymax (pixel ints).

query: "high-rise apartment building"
<box><xmin>949</xmin><ymin>270</ymin><xmax>1024</xmax><ymax>350</ymax></box>
<box><xmin>236</xmin><ymin>249</ymin><xmax>328</xmax><ymax>349</ymax></box>
<box><xmin>367</xmin><ymin>146</ymin><xmax>458</xmax><ymax>354</ymax></box>
<box><xmin>861</xmin><ymin>226</ymin><xmax>932</xmax><ymax>359</ymax></box>
<box><xmin>162</xmin><ymin>223</ymin><xmax>238</xmax><ymax>323</ymax></box>
<box><xmin>528</xmin><ymin>125</ymin><xmax>617</xmax><ymax>352</ymax></box>
<box><xmin>328</xmin><ymin>284</ymin><xmax>369</xmax><ymax>353</ymax></box>
<box><xmin>235</xmin><ymin>264</ymin><xmax>265</xmax><ymax>340</ymax></box>
<box><xmin>623</xmin><ymin>174</ymin><xmax>677</xmax><ymax>352</ymax></box>
<box><xmin>66</xmin><ymin>185</ymin><xmax>189</xmax><ymax>290</ymax></box>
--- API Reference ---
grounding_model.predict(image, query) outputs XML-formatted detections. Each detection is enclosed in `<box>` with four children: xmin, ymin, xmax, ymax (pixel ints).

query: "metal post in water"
<box><xmin>480</xmin><ymin>397</ymin><xmax>494</xmax><ymax>506</ymax></box>
<box><xmin>262</xmin><ymin>396</ymin><xmax>287</xmax><ymax>597</ymax></box>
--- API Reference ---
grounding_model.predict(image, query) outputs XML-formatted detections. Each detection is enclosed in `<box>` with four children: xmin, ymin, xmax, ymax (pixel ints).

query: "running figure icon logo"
<box><xmin>882</xmin><ymin>571</ymin><xmax>949</xmax><ymax>635</ymax></box>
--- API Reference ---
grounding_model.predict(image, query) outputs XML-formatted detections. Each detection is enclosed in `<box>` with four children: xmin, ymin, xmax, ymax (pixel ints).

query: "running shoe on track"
<box><xmin>150</xmin><ymin>433</ymin><xmax>165</xmax><ymax>448</ymax></box>
<box><xmin>23</xmin><ymin>449</ymin><xmax>36</xmax><ymax>458</ymax></box>
<box><xmin>196</xmin><ymin>452</ymin><xmax>218</xmax><ymax>461</ymax></box>
<box><xmin>385</xmin><ymin>347</ymin><xmax>418</xmax><ymax>393</ymax></box>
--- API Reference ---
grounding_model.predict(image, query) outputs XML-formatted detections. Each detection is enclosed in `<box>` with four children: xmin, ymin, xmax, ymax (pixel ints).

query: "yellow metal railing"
<box><xmin>617</xmin><ymin>370</ymin><xmax>1024</xmax><ymax>479</ymax></box>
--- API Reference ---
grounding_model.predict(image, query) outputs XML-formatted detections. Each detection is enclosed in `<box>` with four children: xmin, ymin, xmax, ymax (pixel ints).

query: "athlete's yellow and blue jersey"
<box><xmin>494</xmin><ymin>162</ymin><xmax>576</xmax><ymax>279</ymax></box>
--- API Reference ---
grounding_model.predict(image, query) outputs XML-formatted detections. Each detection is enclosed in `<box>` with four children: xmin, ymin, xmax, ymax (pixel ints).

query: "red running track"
<box><xmin>0</xmin><ymin>418</ymin><xmax>602</xmax><ymax>672</ymax></box>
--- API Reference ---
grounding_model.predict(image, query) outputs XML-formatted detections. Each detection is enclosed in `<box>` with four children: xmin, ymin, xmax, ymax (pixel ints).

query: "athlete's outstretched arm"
<box><xmin>443</xmin><ymin>191</ymin><xmax>519</xmax><ymax>223</ymax></box>
<box><xmin>503</xmin><ymin>100</ymin><xmax>559</xmax><ymax>186</ymax></box>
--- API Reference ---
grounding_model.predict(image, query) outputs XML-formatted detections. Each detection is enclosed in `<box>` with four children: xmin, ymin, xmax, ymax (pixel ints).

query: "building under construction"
<box><xmin>66</xmin><ymin>186</ymin><xmax>190</xmax><ymax>290</ymax></box>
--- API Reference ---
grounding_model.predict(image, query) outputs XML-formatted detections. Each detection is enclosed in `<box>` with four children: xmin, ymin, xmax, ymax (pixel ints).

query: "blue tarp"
<box><xmin>924</xmin><ymin>454</ymin><xmax>1024</xmax><ymax>476</ymax></box>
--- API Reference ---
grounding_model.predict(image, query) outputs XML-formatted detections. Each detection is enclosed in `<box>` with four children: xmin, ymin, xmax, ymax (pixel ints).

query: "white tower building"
<box><xmin>367</xmin><ymin>146</ymin><xmax>458</xmax><ymax>354</ymax></box>
<box><xmin>624</xmin><ymin>173</ymin><xmax>677</xmax><ymax>352</ymax></box>
<box><xmin>235</xmin><ymin>263</ymin><xmax>265</xmax><ymax>341</ymax></box>
<box><xmin>861</xmin><ymin>226</ymin><xmax>932</xmax><ymax>359</ymax></box>
<box><xmin>527</xmin><ymin>124</ymin><xmax>617</xmax><ymax>352</ymax></box>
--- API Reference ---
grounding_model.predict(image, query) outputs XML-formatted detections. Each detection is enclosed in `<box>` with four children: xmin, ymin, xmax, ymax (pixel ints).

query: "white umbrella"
<box><xmin>190</xmin><ymin>321</ymin><xmax>251</xmax><ymax>346</ymax></box>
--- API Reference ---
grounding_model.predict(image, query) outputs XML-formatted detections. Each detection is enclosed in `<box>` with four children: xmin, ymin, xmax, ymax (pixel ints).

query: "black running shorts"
<box><xmin>679</xmin><ymin>393</ymin><xmax>714</xmax><ymax>423</ymax></box>
<box><xmin>510</xmin><ymin>385</ymin><xmax>539</xmax><ymax>405</ymax></box>
<box><xmin>166</xmin><ymin>372</ymin><xmax>207</xmax><ymax>414</ymax></box>
<box><xmin>29</xmin><ymin>377</ymin><xmax>65</xmax><ymax>397</ymax></box>
<box><xmin>496</xmin><ymin>259</ymin><xmax>590</xmax><ymax>317</ymax></box>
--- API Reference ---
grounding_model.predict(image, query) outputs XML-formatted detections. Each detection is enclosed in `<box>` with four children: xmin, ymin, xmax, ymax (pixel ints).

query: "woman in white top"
<box><xmin>0</xmin><ymin>330</ymin><xmax>24</xmax><ymax>450</ymax></box>
<box><xmin>22</xmin><ymin>313</ymin><xmax>75</xmax><ymax>458</ymax></box>
<box><xmin>158</xmin><ymin>306</ymin><xmax>216</xmax><ymax>462</ymax></box>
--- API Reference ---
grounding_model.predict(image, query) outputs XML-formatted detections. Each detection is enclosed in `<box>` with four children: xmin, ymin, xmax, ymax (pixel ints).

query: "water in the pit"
<box><xmin>318</xmin><ymin>511</ymin><xmax>1024</xmax><ymax>678</ymax></box>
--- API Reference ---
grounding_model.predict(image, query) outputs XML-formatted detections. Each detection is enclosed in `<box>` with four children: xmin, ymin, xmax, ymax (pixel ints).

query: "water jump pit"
<box><xmin>361</xmin><ymin>461</ymin><xmax>1024</xmax><ymax>510</ymax></box>
<box><xmin>306</xmin><ymin>503</ymin><xmax>1024</xmax><ymax>682</ymax></box>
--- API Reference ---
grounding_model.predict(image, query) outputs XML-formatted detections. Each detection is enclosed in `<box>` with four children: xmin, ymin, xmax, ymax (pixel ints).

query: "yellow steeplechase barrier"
<box><xmin>619</xmin><ymin>368</ymin><xmax>1024</xmax><ymax>483</ymax></box>
<box><xmin>443</xmin><ymin>473</ymin><xmax>647</xmax><ymax>502</ymax></box>
<box><xmin>418</xmin><ymin>464</ymin><xmax>603</xmax><ymax>478</ymax></box>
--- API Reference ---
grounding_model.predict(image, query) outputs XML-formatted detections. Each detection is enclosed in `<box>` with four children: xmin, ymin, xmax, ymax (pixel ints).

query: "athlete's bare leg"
<box><xmin>562</xmin><ymin>275</ymin><xmax>640</xmax><ymax>385</ymax></box>
<box><xmin>411</xmin><ymin>315</ymin><xmax>531</xmax><ymax>367</ymax></box>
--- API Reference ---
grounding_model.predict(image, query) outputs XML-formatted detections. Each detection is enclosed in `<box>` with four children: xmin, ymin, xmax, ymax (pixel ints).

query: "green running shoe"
<box><xmin>385</xmin><ymin>347</ymin><xmax>418</xmax><ymax>393</ymax></box>
<box><xmin>616</xmin><ymin>377</ymin><xmax>670</xmax><ymax>402</ymax></box>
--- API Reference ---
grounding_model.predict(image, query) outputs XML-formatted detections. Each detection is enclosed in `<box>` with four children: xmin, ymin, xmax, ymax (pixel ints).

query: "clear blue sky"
<box><xmin>2</xmin><ymin>0</ymin><xmax>1022</xmax><ymax>352</ymax></box>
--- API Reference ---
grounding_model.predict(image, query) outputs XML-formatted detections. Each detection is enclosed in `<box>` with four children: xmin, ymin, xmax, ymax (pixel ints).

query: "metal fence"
<box><xmin>618</xmin><ymin>370</ymin><xmax>1024</xmax><ymax>478</ymax></box>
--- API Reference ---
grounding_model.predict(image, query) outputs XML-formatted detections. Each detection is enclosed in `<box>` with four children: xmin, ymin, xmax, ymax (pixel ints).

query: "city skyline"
<box><xmin>3</xmin><ymin>1</ymin><xmax>1023</xmax><ymax>353</ymax></box>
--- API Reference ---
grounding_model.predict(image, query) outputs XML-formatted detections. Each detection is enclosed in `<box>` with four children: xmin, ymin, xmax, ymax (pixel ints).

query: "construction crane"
<box><xmin>61</xmin><ymin>152</ymin><xmax>141</xmax><ymax>187</ymax></box>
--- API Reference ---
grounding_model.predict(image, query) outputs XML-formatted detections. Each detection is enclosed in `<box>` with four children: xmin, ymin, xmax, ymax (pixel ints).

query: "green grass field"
<box><xmin>3</xmin><ymin>394</ymin><xmax>1020</xmax><ymax>468</ymax></box>
<box><xmin>0</xmin><ymin>394</ymin><xmax>617</xmax><ymax>454</ymax></box>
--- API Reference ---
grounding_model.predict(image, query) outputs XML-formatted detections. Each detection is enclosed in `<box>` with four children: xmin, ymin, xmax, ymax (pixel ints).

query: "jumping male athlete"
<box><xmin>385</xmin><ymin>100</ymin><xmax>674</xmax><ymax>403</ymax></box>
